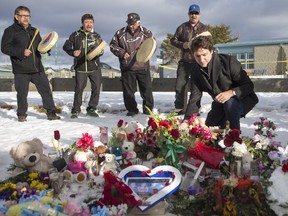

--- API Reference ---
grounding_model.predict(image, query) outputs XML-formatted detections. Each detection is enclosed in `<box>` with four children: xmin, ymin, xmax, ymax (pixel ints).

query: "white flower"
<box><xmin>254</xmin><ymin>134</ymin><xmax>270</xmax><ymax>150</ymax></box>
<box><xmin>278</xmin><ymin>145</ymin><xmax>288</xmax><ymax>158</ymax></box>
<box><xmin>52</xmin><ymin>138</ymin><xmax>61</xmax><ymax>152</ymax></box>
<box><xmin>218</xmin><ymin>139</ymin><xmax>226</xmax><ymax>148</ymax></box>
<box><xmin>223</xmin><ymin>175</ymin><xmax>239</xmax><ymax>187</ymax></box>
<box><xmin>232</xmin><ymin>142</ymin><xmax>248</xmax><ymax>157</ymax></box>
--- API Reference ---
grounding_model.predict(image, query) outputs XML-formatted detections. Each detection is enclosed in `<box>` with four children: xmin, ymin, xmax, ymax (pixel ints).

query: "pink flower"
<box><xmin>253</xmin><ymin>121</ymin><xmax>259</xmax><ymax>126</ymax></box>
<box><xmin>76</xmin><ymin>133</ymin><xmax>94</xmax><ymax>150</ymax></box>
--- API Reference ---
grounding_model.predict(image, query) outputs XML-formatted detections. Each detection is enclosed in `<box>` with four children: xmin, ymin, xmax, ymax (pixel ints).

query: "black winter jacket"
<box><xmin>1</xmin><ymin>22</ymin><xmax>44</xmax><ymax>73</ymax></box>
<box><xmin>63</xmin><ymin>28</ymin><xmax>103</xmax><ymax>73</ymax></box>
<box><xmin>185</xmin><ymin>53</ymin><xmax>259</xmax><ymax>120</ymax></box>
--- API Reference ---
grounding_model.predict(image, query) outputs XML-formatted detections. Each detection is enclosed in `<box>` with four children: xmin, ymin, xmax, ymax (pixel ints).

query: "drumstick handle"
<box><xmin>27</xmin><ymin>28</ymin><xmax>39</xmax><ymax>50</ymax></box>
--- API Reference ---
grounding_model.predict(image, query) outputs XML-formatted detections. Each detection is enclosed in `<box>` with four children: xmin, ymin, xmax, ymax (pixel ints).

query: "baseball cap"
<box><xmin>81</xmin><ymin>13</ymin><xmax>94</xmax><ymax>23</ymax></box>
<box><xmin>188</xmin><ymin>4</ymin><xmax>200</xmax><ymax>13</ymax></box>
<box><xmin>126</xmin><ymin>13</ymin><xmax>140</xmax><ymax>25</ymax></box>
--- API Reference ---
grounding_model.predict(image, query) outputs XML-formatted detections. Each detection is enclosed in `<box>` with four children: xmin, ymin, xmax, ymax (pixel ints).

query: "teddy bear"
<box><xmin>9</xmin><ymin>138</ymin><xmax>54</xmax><ymax>174</ymax></box>
<box><xmin>99</xmin><ymin>153</ymin><xmax>118</xmax><ymax>176</ymax></box>
<box><xmin>93</xmin><ymin>141</ymin><xmax>109</xmax><ymax>164</ymax></box>
<box><xmin>125</xmin><ymin>121</ymin><xmax>144</xmax><ymax>142</ymax></box>
<box><xmin>122</xmin><ymin>141</ymin><xmax>138</xmax><ymax>165</ymax></box>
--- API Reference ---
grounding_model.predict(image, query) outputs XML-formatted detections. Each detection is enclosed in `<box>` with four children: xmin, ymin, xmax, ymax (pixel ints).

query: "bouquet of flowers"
<box><xmin>142</xmin><ymin>112</ymin><xmax>216</xmax><ymax>168</ymax></box>
<box><xmin>0</xmin><ymin>172</ymin><xmax>49</xmax><ymax>202</ymax></box>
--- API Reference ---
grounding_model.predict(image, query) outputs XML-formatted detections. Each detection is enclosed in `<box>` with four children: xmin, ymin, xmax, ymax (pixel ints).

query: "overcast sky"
<box><xmin>1</xmin><ymin>0</ymin><xmax>288</xmax><ymax>69</ymax></box>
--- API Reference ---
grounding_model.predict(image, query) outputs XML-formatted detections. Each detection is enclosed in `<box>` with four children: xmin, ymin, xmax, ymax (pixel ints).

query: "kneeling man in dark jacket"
<box><xmin>184</xmin><ymin>35</ymin><xmax>258</xmax><ymax>130</ymax></box>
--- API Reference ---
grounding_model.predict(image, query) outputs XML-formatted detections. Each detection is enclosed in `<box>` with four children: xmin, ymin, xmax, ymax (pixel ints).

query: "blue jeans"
<box><xmin>205</xmin><ymin>97</ymin><xmax>244</xmax><ymax>130</ymax></box>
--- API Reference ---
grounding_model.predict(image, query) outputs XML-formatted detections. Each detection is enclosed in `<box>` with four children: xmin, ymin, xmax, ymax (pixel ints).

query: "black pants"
<box><xmin>174</xmin><ymin>61</ymin><xmax>195</xmax><ymax>111</ymax></box>
<box><xmin>121</xmin><ymin>69</ymin><xmax>154</xmax><ymax>113</ymax></box>
<box><xmin>14</xmin><ymin>72</ymin><xmax>56</xmax><ymax>116</ymax></box>
<box><xmin>72</xmin><ymin>70</ymin><xmax>101</xmax><ymax>112</ymax></box>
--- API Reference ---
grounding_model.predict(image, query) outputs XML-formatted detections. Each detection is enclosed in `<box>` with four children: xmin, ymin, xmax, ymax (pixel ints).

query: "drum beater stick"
<box><xmin>27</xmin><ymin>28</ymin><xmax>39</xmax><ymax>50</ymax></box>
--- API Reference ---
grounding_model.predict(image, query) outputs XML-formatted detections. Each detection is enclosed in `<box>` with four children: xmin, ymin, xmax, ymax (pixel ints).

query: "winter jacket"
<box><xmin>185</xmin><ymin>53</ymin><xmax>259</xmax><ymax>120</ymax></box>
<box><xmin>170</xmin><ymin>21</ymin><xmax>208</xmax><ymax>63</ymax></box>
<box><xmin>110</xmin><ymin>26</ymin><xmax>153</xmax><ymax>71</ymax></box>
<box><xmin>1</xmin><ymin>22</ymin><xmax>44</xmax><ymax>73</ymax></box>
<box><xmin>63</xmin><ymin>28</ymin><xmax>103</xmax><ymax>73</ymax></box>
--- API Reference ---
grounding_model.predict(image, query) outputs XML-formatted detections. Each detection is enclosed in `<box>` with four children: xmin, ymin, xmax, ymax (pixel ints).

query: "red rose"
<box><xmin>148</xmin><ymin>118</ymin><xmax>157</xmax><ymax>130</ymax></box>
<box><xmin>224</xmin><ymin>129</ymin><xmax>242</xmax><ymax>147</ymax></box>
<box><xmin>170</xmin><ymin>129</ymin><xmax>180</xmax><ymax>139</ymax></box>
<box><xmin>189</xmin><ymin>127</ymin><xmax>199</xmax><ymax>135</ymax></box>
<box><xmin>127</xmin><ymin>133</ymin><xmax>135</xmax><ymax>142</ymax></box>
<box><xmin>159</xmin><ymin>120</ymin><xmax>172</xmax><ymax>128</ymax></box>
<box><xmin>54</xmin><ymin>130</ymin><xmax>60</xmax><ymax>140</ymax></box>
<box><xmin>282</xmin><ymin>162</ymin><xmax>288</xmax><ymax>173</ymax></box>
<box><xmin>117</xmin><ymin>119</ymin><xmax>124</xmax><ymax>127</ymax></box>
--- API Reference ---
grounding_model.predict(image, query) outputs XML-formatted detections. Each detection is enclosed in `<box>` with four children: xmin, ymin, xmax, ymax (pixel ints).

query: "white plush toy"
<box><xmin>125</xmin><ymin>121</ymin><xmax>143</xmax><ymax>136</ymax></box>
<box><xmin>9</xmin><ymin>138</ymin><xmax>53</xmax><ymax>174</ymax></box>
<box><xmin>122</xmin><ymin>141</ymin><xmax>137</xmax><ymax>159</ymax></box>
<box><xmin>73</xmin><ymin>149</ymin><xmax>95</xmax><ymax>162</ymax></box>
<box><xmin>99</xmin><ymin>153</ymin><xmax>118</xmax><ymax>176</ymax></box>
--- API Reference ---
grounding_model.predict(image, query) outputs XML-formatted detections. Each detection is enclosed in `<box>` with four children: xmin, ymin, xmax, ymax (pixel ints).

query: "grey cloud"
<box><xmin>1</xmin><ymin>0</ymin><xmax>288</xmax><ymax>68</ymax></box>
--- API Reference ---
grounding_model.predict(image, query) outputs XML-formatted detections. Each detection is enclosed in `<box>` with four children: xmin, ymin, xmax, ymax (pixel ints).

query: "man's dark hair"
<box><xmin>14</xmin><ymin>6</ymin><xmax>30</xmax><ymax>22</ymax></box>
<box><xmin>14</xmin><ymin>6</ymin><xmax>30</xmax><ymax>15</ymax></box>
<box><xmin>190</xmin><ymin>36</ymin><xmax>214</xmax><ymax>53</ymax></box>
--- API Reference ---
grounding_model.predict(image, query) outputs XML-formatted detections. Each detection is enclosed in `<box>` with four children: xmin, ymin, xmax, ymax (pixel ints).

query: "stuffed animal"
<box><xmin>67</xmin><ymin>149</ymin><xmax>95</xmax><ymax>174</ymax></box>
<box><xmin>9</xmin><ymin>138</ymin><xmax>53</xmax><ymax>173</ymax></box>
<box><xmin>93</xmin><ymin>141</ymin><xmax>109</xmax><ymax>164</ymax></box>
<box><xmin>125</xmin><ymin>121</ymin><xmax>143</xmax><ymax>135</ymax></box>
<box><xmin>125</xmin><ymin>121</ymin><xmax>143</xmax><ymax>142</ymax></box>
<box><xmin>99</xmin><ymin>153</ymin><xmax>118</xmax><ymax>176</ymax></box>
<box><xmin>122</xmin><ymin>141</ymin><xmax>137</xmax><ymax>159</ymax></box>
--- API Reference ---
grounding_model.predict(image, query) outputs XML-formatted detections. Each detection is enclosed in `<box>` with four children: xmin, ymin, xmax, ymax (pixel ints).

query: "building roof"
<box><xmin>215</xmin><ymin>38</ymin><xmax>288</xmax><ymax>48</ymax></box>
<box><xmin>215</xmin><ymin>38</ymin><xmax>288</xmax><ymax>54</ymax></box>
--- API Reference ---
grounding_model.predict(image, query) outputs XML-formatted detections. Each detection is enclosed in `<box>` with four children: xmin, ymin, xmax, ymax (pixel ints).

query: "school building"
<box><xmin>215</xmin><ymin>38</ymin><xmax>288</xmax><ymax>76</ymax></box>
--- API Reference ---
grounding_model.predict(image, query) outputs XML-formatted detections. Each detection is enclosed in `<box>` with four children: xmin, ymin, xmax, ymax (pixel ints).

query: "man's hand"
<box><xmin>24</xmin><ymin>49</ymin><xmax>32</xmax><ymax>57</ymax></box>
<box><xmin>73</xmin><ymin>50</ymin><xmax>81</xmax><ymax>57</ymax></box>
<box><xmin>123</xmin><ymin>52</ymin><xmax>130</xmax><ymax>60</ymax></box>
<box><xmin>183</xmin><ymin>42</ymin><xmax>190</xmax><ymax>49</ymax></box>
<box><xmin>215</xmin><ymin>90</ymin><xmax>234</xmax><ymax>104</ymax></box>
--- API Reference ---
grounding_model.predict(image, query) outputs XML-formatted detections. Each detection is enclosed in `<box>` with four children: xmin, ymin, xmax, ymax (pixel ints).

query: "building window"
<box><xmin>227</xmin><ymin>52</ymin><xmax>254</xmax><ymax>69</ymax></box>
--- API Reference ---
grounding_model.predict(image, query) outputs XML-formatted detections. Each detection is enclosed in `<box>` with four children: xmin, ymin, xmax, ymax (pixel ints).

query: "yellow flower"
<box><xmin>20</xmin><ymin>187</ymin><xmax>27</xmax><ymax>193</ymax></box>
<box><xmin>156</xmin><ymin>157</ymin><xmax>165</xmax><ymax>163</ymax></box>
<box><xmin>223</xmin><ymin>201</ymin><xmax>237</xmax><ymax>216</ymax></box>
<box><xmin>37</xmin><ymin>183</ymin><xmax>48</xmax><ymax>190</ymax></box>
<box><xmin>12</xmin><ymin>191</ymin><xmax>17</xmax><ymax>198</ymax></box>
<box><xmin>30</xmin><ymin>180</ymin><xmax>39</xmax><ymax>188</ymax></box>
<box><xmin>28</xmin><ymin>172</ymin><xmax>39</xmax><ymax>180</ymax></box>
<box><xmin>5</xmin><ymin>183</ymin><xmax>16</xmax><ymax>189</ymax></box>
